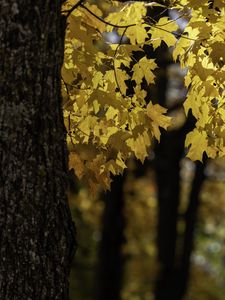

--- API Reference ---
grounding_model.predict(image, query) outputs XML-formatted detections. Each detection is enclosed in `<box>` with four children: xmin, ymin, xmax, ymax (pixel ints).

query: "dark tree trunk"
<box><xmin>154</xmin><ymin>128</ymin><xmax>185</xmax><ymax>300</ymax></box>
<box><xmin>153</xmin><ymin>75</ymin><xmax>204</xmax><ymax>299</ymax></box>
<box><xmin>96</xmin><ymin>175</ymin><xmax>126</xmax><ymax>300</ymax></box>
<box><xmin>151</xmin><ymin>35</ymin><xmax>205</xmax><ymax>299</ymax></box>
<box><xmin>0</xmin><ymin>1</ymin><xmax>76</xmax><ymax>299</ymax></box>
<box><xmin>179</xmin><ymin>159</ymin><xmax>206</xmax><ymax>296</ymax></box>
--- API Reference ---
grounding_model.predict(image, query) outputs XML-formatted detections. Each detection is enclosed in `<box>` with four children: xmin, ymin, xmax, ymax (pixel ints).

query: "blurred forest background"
<box><xmin>69</xmin><ymin>153</ymin><xmax>225</xmax><ymax>300</ymax></box>
<box><xmin>67</xmin><ymin>1</ymin><xmax>225</xmax><ymax>299</ymax></box>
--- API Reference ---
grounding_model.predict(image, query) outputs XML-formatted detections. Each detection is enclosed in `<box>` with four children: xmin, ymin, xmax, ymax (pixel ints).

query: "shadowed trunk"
<box><xmin>179</xmin><ymin>159</ymin><xmax>206</xmax><ymax>296</ymax></box>
<box><xmin>151</xmin><ymin>32</ymin><xmax>206</xmax><ymax>298</ymax></box>
<box><xmin>0</xmin><ymin>1</ymin><xmax>76</xmax><ymax>299</ymax></box>
<box><xmin>96</xmin><ymin>175</ymin><xmax>126</xmax><ymax>300</ymax></box>
<box><xmin>152</xmin><ymin>53</ymin><xmax>206</xmax><ymax>299</ymax></box>
<box><xmin>154</xmin><ymin>128</ymin><xmax>185</xmax><ymax>300</ymax></box>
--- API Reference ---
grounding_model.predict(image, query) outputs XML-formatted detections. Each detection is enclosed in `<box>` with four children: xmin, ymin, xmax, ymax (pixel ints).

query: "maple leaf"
<box><xmin>69</xmin><ymin>152</ymin><xmax>85</xmax><ymax>179</ymax></box>
<box><xmin>116</xmin><ymin>69</ymin><xmax>130</xmax><ymax>94</ymax></box>
<box><xmin>125</xmin><ymin>24</ymin><xmax>148</xmax><ymax>44</ymax></box>
<box><xmin>126</xmin><ymin>133</ymin><xmax>149</xmax><ymax>163</ymax></box>
<box><xmin>132</xmin><ymin>57</ymin><xmax>157</xmax><ymax>85</ymax></box>
<box><xmin>147</xmin><ymin>103</ymin><xmax>171</xmax><ymax>141</ymax></box>
<box><xmin>185</xmin><ymin>129</ymin><xmax>208</xmax><ymax>162</ymax></box>
<box><xmin>149</xmin><ymin>17</ymin><xmax>179</xmax><ymax>49</ymax></box>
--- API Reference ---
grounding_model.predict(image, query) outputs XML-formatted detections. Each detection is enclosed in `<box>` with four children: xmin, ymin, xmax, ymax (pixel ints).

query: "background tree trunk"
<box><xmin>0</xmin><ymin>1</ymin><xmax>76</xmax><ymax>299</ymax></box>
<box><xmin>152</xmin><ymin>41</ymin><xmax>206</xmax><ymax>300</ymax></box>
<box><xmin>96</xmin><ymin>175</ymin><xmax>126</xmax><ymax>300</ymax></box>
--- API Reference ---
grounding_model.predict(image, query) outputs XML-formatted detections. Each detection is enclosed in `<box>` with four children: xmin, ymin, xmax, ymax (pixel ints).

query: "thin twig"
<box><xmin>79</xmin><ymin>4</ymin><xmax>197</xmax><ymax>42</ymax></box>
<box><xmin>153</xmin><ymin>7</ymin><xmax>169</xmax><ymax>19</ymax></box>
<box><xmin>80</xmin><ymin>4</ymin><xmax>136</xmax><ymax>28</ymax></box>
<box><xmin>149</xmin><ymin>23</ymin><xmax>197</xmax><ymax>41</ymax></box>
<box><xmin>150</xmin><ymin>13</ymin><xmax>187</xmax><ymax>27</ymax></box>
<box><xmin>62</xmin><ymin>0</ymin><xmax>86</xmax><ymax>19</ymax></box>
<box><xmin>61</xmin><ymin>76</ymin><xmax>70</xmax><ymax>95</ymax></box>
<box><xmin>113</xmin><ymin>27</ymin><xmax>128</xmax><ymax>98</ymax></box>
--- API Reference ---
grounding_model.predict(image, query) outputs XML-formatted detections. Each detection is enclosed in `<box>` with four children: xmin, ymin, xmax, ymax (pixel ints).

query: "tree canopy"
<box><xmin>61</xmin><ymin>0</ymin><xmax>225</xmax><ymax>192</ymax></box>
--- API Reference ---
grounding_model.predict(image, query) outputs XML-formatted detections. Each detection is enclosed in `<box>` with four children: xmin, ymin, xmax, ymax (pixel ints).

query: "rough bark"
<box><xmin>0</xmin><ymin>1</ymin><xmax>76</xmax><ymax>299</ymax></box>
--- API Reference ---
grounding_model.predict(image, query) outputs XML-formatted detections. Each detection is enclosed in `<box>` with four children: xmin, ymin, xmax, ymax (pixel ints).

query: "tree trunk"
<box><xmin>96</xmin><ymin>175</ymin><xmax>126</xmax><ymax>300</ymax></box>
<box><xmin>179</xmin><ymin>159</ymin><xmax>206</xmax><ymax>296</ymax></box>
<box><xmin>154</xmin><ymin>128</ymin><xmax>184</xmax><ymax>300</ymax></box>
<box><xmin>0</xmin><ymin>1</ymin><xmax>76</xmax><ymax>299</ymax></box>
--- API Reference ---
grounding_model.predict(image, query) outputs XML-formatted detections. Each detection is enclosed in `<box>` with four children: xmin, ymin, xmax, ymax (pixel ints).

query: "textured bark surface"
<box><xmin>0</xmin><ymin>1</ymin><xmax>76</xmax><ymax>299</ymax></box>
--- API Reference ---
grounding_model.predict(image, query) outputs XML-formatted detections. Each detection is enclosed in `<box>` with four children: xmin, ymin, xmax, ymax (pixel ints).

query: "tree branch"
<box><xmin>80</xmin><ymin>4</ymin><xmax>136</xmax><ymax>28</ymax></box>
<box><xmin>61</xmin><ymin>0</ymin><xmax>86</xmax><ymax>19</ymax></box>
<box><xmin>79</xmin><ymin>4</ymin><xmax>197</xmax><ymax>42</ymax></box>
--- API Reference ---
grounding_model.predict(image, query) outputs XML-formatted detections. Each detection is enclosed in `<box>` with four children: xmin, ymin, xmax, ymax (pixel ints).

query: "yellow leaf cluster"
<box><xmin>62</xmin><ymin>0</ymin><xmax>225</xmax><ymax>191</ymax></box>
<box><xmin>172</xmin><ymin>0</ymin><xmax>225</xmax><ymax>161</ymax></box>
<box><xmin>61</xmin><ymin>0</ymin><xmax>172</xmax><ymax>192</ymax></box>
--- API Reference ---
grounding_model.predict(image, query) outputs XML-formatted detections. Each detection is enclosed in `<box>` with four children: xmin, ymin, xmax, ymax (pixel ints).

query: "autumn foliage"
<box><xmin>61</xmin><ymin>0</ymin><xmax>225</xmax><ymax>191</ymax></box>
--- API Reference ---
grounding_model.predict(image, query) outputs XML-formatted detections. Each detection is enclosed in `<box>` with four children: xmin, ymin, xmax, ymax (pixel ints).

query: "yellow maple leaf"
<box><xmin>116</xmin><ymin>151</ymin><xmax>127</xmax><ymax>169</ymax></box>
<box><xmin>69</xmin><ymin>152</ymin><xmax>85</xmax><ymax>179</ymax></box>
<box><xmin>149</xmin><ymin>17</ymin><xmax>179</xmax><ymax>49</ymax></box>
<box><xmin>132</xmin><ymin>57</ymin><xmax>157</xmax><ymax>85</ymax></box>
<box><xmin>147</xmin><ymin>103</ymin><xmax>171</xmax><ymax>141</ymax></box>
<box><xmin>126</xmin><ymin>134</ymin><xmax>149</xmax><ymax>163</ymax></box>
<box><xmin>116</xmin><ymin>69</ymin><xmax>130</xmax><ymax>94</ymax></box>
<box><xmin>92</xmin><ymin>71</ymin><xmax>104</xmax><ymax>89</ymax></box>
<box><xmin>125</xmin><ymin>24</ymin><xmax>148</xmax><ymax>45</ymax></box>
<box><xmin>173</xmin><ymin>37</ymin><xmax>191</xmax><ymax>61</ymax></box>
<box><xmin>185</xmin><ymin>129</ymin><xmax>208</xmax><ymax>161</ymax></box>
